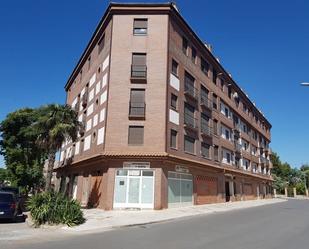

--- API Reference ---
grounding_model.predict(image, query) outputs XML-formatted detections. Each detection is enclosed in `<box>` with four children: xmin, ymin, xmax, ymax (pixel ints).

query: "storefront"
<box><xmin>113</xmin><ymin>168</ymin><xmax>155</xmax><ymax>209</ymax></box>
<box><xmin>168</xmin><ymin>171</ymin><xmax>193</xmax><ymax>207</ymax></box>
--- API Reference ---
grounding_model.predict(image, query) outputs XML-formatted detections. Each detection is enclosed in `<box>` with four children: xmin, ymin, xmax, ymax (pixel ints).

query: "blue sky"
<box><xmin>0</xmin><ymin>0</ymin><xmax>308</xmax><ymax>168</ymax></box>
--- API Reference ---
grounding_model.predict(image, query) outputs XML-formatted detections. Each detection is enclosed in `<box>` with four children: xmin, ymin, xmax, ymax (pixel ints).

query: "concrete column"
<box><xmin>285</xmin><ymin>187</ymin><xmax>288</xmax><ymax>197</ymax></box>
<box><xmin>273</xmin><ymin>189</ymin><xmax>277</xmax><ymax>198</ymax></box>
<box><xmin>305</xmin><ymin>189</ymin><xmax>309</xmax><ymax>197</ymax></box>
<box><xmin>293</xmin><ymin>187</ymin><xmax>297</xmax><ymax>198</ymax></box>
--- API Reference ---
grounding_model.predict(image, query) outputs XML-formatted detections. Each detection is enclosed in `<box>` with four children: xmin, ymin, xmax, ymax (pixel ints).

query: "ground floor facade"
<box><xmin>55</xmin><ymin>156</ymin><xmax>273</xmax><ymax>210</ymax></box>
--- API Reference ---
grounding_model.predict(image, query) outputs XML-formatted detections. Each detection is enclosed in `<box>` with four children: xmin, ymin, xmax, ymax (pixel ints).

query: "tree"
<box><xmin>0</xmin><ymin>108</ymin><xmax>46</xmax><ymax>193</ymax></box>
<box><xmin>35</xmin><ymin>104</ymin><xmax>81</xmax><ymax>191</ymax></box>
<box><xmin>0</xmin><ymin>168</ymin><xmax>8</xmax><ymax>185</ymax></box>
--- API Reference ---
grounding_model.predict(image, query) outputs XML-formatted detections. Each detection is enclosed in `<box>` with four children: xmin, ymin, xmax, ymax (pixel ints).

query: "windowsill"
<box><xmin>201</xmin><ymin>155</ymin><xmax>212</xmax><ymax>161</ymax></box>
<box><xmin>170</xmin><ymin>106</ymin><xmax>178</xmax><ymax>112</ymax></box>
<box><xmin>133</xmin><ymin>33</ymin><xmax>148</xmax><ymax>36</ymax></box>
<box><xmin>171</xmin><ymin>72</ymin><xmax>179</xmax><ymax>78</ymax></box>
<box><xmin>130</xmin><ymin>76</ymin><xmax>147</xmax><ymax>84</ymax></box>
<box><xmin>170</xmin><ymin>147</ymin><xmax>178</xmax><ymax>151</ymax></box>
<box><xmin>128</xmin><ymin>144</ymin><xmax>144</xmax><ymax>146</ymax></box>
<box><xmin>184</xmin><ymin>151</ymin><xmax>196</xmax><ymax>156</ymax></box>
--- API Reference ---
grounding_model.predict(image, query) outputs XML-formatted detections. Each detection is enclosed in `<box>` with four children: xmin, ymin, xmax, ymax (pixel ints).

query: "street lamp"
<box><xmin>300</xmin><ymin>82</ymin><xmax>309</xmax><ymax>86</ymax></box>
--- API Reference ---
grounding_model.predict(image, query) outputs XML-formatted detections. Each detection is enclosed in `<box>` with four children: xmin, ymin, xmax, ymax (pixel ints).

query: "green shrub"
<box><xmin>27</xmin><ymin>191</ymin><xmax>85</xmax><ymax>227</ymax></box>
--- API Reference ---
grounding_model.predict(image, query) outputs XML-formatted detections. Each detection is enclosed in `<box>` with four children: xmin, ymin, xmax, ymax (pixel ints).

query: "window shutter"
<box><xmin>134</xmin><ymin>19</ymin><xmax>147</xmax><ymax>29</ymax></box>
<box><xmin>128</xmin><ymin>126</ymin><xmax>144</xmax><ymax>145</ymax></box>
<box><xmin>132</xmin><ymin>53</ymin><xmax>146</xmax><ymax>65</ymax></box>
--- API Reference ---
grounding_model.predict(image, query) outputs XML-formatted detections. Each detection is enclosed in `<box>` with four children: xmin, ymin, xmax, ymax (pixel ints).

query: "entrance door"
<box><xmin>168</xmin><ymin>172</ymin><xmax>193</xmax><ymax>207</ymax></box>
<box><xmin>225</xmin><ymin>181</ymin><xmax>230</xmax><ymax>202</ymax></box>
<box><xmin>113</xmin><ymin>169</ymin><xmax>154</xmax><ymax>209</ymax></box>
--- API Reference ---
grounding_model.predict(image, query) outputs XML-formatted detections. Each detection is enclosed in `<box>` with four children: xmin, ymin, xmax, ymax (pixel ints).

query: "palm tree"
<box><xmin>35</xmin><ymin>104</ymin><xmax>82</xmax><ymax>191</ymax></box>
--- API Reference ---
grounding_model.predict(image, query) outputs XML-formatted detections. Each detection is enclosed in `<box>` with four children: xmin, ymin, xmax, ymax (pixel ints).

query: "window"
<box><xmin>87</xmin><ymin>56</ymin><xmax>91</xmax><ymax>71</ymax></box>
<box><xmin>220</xmin><ymin>79</ymin><xmax>224</xmax><ymax>91</ymax></box>
<box><xmin>131</xmin><ymin>53</ymin><xmax>147</xmax><ymax>78</ymax></box>
<box><xmin>214</xmin><ymin>145</ymin><xmax>219</xmax><ymax>161</ymax></box>
<box><xmin>201</xmin><ymin>58</ymin><xmax>209</xmax><ymax>75</ymax></box>
<box><xmin>212</xmin><ymin>94</ymin><xmax>218</xmax><ymax>110</ymax></box>
<box><xmin>224</xmin><ymin>107</ymin><xmax>229</xmax><ymax>118</ymax></box>
<box><xmin>201</xmin><ymin>142</ymin><xmax>211</xmax><ymax>159</ymax></box>
<box><xmin>98</xmin><ymin>34</ymin><xmax>105</xmax><ymax>54</ymax></box>
<box><xmin>184</xmin><ymin>103</ymin><xmax>195</xmax><ymax>128</ymax></box>
<box><xmin>184</xmin><ymin>71</ymin><xmax>196</xmax><ymax>97</ymax></box>
<box><xmin>242</xmin><ymin>140</ymin><xmax>249</xmax><ymax>151</ymax></box>
<box><xmin>172</xmin><ymin>59</ymin><xmax>178</xmax><ymax>76</ymax></box>
<box><xmin>79</xmin><ymin>70</ymin><xmax>83</xmax><ymax>83</ymax></box>
<box><xmin>213</xmin><ymin>119</ymin><xmax>218</xmax><ymax>135</ymax></box>
<box><xmin>213</xmin><ymin>69</ymin><xmax>217</xmax><ymax>84</ymax></box>
<box><xmin>128</xmin><ymin>126</ymin><xmax>144</xmax><ymax>145</ymax></box>
<box><xmin>170</xmin><ymin>130</ymin><xmax>177</xmax><ymax>149</ymax></box>
<box><xmin>182</xmin><ymin>37</ymin><xmax>188</xmax><ymax>55</ymax></box>
<box><xmin>200</xmin><ymin>85</ymin><xmax>209</xmax><ymax>107</ymax></box>
<box><xmin>191</xmin><ymin>47</ymin><xmax>196</xmax><ymax>63</ymax></box>
<box><xmin>228</xmin><ymin>85</ymin><xmax>232</xmax><ymax>99</ymax></box>
<box><xmin>243</xmin><ymin>103</ymin><xmax>248</xmax><ymax>114</ymax></box>
<box><xmin>226</xmin><ymin>152</ymin><xmax>231</xmax><ymax>163</ymax></box>
<box><xmin>171</xmin><ymin>94</ymin><xmax>178</xmax><ymax>110</ymax></box>
<box><xmin>222</xmin><ymin>149</ymin><xmax>233</xmax><ymax>164</ymax></box>
<box><xmin>133</xmin><ymin>19</ymin><xmax>148</xmax><ymax>35</ymax></box>
<box><xmin>201</xmin><ymin>113</ymin><xmax>210</xmax><ymax>135</ymax></box>
<box><xmin>129</xmin><ymin>89</ymin><xmax>145</xmax><ymax>117</ymax></box>
<box><xmin>225</xmin><ymin>129</ymin><xmax>230</xmax><ymax>140</ymax></box>
<box><xmin>184</xmin><ymin>135</ymin><xmax>195</xmax><ymax>154</ymax></box>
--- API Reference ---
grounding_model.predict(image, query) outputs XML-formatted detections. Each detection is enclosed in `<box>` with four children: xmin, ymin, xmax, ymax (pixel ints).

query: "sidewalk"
<box><xmin>64</xmin><ymin>198</ymin><xmax>286</xmax><ymax>234</ymax></box>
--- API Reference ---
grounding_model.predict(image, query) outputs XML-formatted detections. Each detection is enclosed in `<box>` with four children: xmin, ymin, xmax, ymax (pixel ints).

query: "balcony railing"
<box><xmin>131</xmin><ymin>65</ymin><xmax>147</xmax><ymax>79</ymax></box>
<box><xmin>184</xmin><ymin>113</ymin><xmax>198</xmax><ymax>130</ymax></box>
<box><xmin>184</xmin><ymin>82</ymin><xmax>198</xmax><ymax>100</ymax></box>
<box><xmin>74</xmin><ymin>101</ymin><xmax>80</xmax><ymax>113</ymax></box>
<box><xmin>201</xmin><ymin>122</ymin><xmax>212</xmax><ymax>137</ymax></box>
<box><xmin>129</xmin><ymin>102</ymin><xmax>146</xmax><ymax>119</ymax></box>
<box><xmin>200</xmin><ymin>94</ymin><xmax>212</xmax><ymax>109</ymax></box>
<box><xmin>234</xmin><ymin>142</ymin><xmax>242</xmax><ymax>153</ymax></box>
<box><xmin>82</xmin><ymin>92</ymin><xmax>88</xmax><ymax>108</ymax></box>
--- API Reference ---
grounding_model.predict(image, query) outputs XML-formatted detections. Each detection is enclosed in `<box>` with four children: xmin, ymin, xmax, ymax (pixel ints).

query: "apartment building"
<box><xmin>55</xmin><ymin>2</ymin><xmax>273</xmax><ymax>210</ymax></box>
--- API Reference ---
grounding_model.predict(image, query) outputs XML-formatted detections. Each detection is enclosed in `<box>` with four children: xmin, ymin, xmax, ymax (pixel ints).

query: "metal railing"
<box><xmin>129</xmin><ymin>102</ymin><xmax>146</xmax><ymax>117</ymax></box>
<box><xmin>234</xmin><ymin>142</ymin><xmax>242</xmax><ymax>152</ymax></box>
<box><xmin>184</xmin><ymin>82</ymin><xmax>198</xmax><ymax>99</ymax></box>
<box><xmin>201</xmin><ymin>122</ymin><xmax>212</xmax><ymax>136</ymax></box>
<box><xmin>200</xmin><ymin>94</ymin><xmax>212</xmax><ymax>109</ymax></box>
<box><xmin>82</xmin><ymin>92</ymin><xmax>88</xmax><ymax>107</ymax></box>
<box><xmin>184</xmin><ymin>113</ymin><xmax>198</xmax><ymax>129</ymax></box>
<box><xmin>131</xmin><ymin>65</ymin><xmax>147</xmax><ymax>78</ymax></box>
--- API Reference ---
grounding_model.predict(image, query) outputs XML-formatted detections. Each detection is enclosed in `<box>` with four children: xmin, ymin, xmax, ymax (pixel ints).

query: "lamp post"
<box><xmin>301</xmin><ymin>82</ymin><xmax>309</xmax><ymax>86</ymax></box>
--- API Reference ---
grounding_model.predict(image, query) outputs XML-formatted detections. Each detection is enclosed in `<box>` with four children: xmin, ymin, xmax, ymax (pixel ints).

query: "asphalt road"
<box><xmin>4</xmin><ymin>199</ymin><xmax>309</xmax><ymax>249</ymax></box>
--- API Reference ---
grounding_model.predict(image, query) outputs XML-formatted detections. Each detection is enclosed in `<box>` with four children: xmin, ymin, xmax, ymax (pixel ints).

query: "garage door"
<box><xmin>196</xmin><ymin>175</ymin><xmax>218</xmax><ymax>205</ymax></box>
<box><xmin>168</xmin><ymin>172</ymin><xmax>193</xmax><ymax>208</ymax></box>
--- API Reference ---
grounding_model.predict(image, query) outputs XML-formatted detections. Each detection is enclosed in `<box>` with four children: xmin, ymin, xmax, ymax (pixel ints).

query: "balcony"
<box><xmin>74</xmin><ymin>101</ymin><xmax>80</xmax><ymax>113</ymax></box>
<box><xmin>79</xmin><ymin>117</ymin><xmax>86</xmax><ymax>137</ymax></box>
<box><xmin>82</xmin><ymin>92</ymin><xmax>88</xmax><ymax>108</ymax></box>
<box><xmin>184</xmin><ymin>82</ymin><xmax>198</xmax><ymax>100</ymax></box>
<box><xmin>201</xmin><ymin>123</ymin><xmax>212</xmax><ymax>138</ymax></box>
<box><xmin>129</xmin><ymin>102</ymin><xmax>146</xmax><ymax>120</ymax></box>
<box><xmin>131</xmin><ymin>65</ymin><xmax>147</xmax><ymax>83</ymax></box>
<box><xmin>259</xmin><ymin>156</ymin><xmax>267</xmax><ymax>167</ymax></box>
<box><xmin>234</xmin><ymin>142</ymin><xmax>242</xmax><ymax>158</ymax></box>
<box><xmin>184</xmin><ymin>113</ymin><xmax>198</xmax><ymax>131</ymax></box>
<box><xmin>233</xmin><ymin>123</ymin><xmax>241</xmax><ymax>138</ymax></box>
<box><xmin>200</xmin><ymin>94</ymin><xmax>212</xmax><ymax>110</ymax></box>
